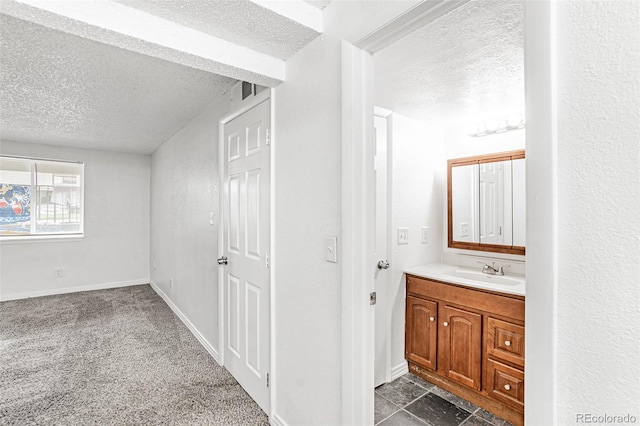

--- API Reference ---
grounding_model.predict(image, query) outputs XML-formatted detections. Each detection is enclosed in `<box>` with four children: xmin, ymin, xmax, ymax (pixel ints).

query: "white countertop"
<box><xmin>405</xmin><ymin>263</ymin><xmax>525</xmax><ymax>297</ymax></box>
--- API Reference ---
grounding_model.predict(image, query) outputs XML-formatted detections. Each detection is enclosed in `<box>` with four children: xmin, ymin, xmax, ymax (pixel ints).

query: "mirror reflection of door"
<box><xmin>479</xmin><ymin>160</ymin><xmax>512</xmax><ymax>246</ymax></box>
<box><xmin>451</xmin><ymin>163</ymin><xmax>479</xmax><ymax>243</ymax></box>
<box><xmin>448</xmin><ymin>150</ymin><xmax>525</xmax><ymax>255</ymax></box>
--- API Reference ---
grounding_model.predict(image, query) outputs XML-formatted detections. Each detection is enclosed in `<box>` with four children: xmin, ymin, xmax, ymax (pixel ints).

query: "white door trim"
<box><xmin>341</xmin><ymin>2</ymin><xmax>558</xmax><ymax>425</ymax></box>
<box><xmin>523</xmin><ymin>2</ymin><xmax>558</xmax><ymax>424</ymax></box>
<box><xmin>341</xmin><ymin>40</ymin><xmax>375</xmax><ymax>426</ymax></box>
<box><xmin>217</xmin><ymin>88</ymin><xmax>273</xmax><ymax>415</ymax></box>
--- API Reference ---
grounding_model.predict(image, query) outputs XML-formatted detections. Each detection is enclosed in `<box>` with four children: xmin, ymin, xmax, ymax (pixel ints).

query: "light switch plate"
<box><xmin>460</xmin><ymin>222</ymin><xmax>469</xmax><ymax>238</ymax></box>
<box><xmin>421</xmin><ymin>226</ymin><xmax>429</xmax><ymax>244</ymax></box>
<box><xmin>326</xmin><ymin>236</ymin><xmax>338</xmax><ymax>263</ymax></box>
<box><xmin>397</xmin><ymin>227</ymin><xmax>408</xmax><ymax>245</ymax></box>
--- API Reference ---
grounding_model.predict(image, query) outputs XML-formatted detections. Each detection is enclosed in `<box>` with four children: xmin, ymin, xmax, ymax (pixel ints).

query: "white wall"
<box><xmin>555</xmin><ymin>1</ymin><xmax>640</xmax><ymax>423</ymax></box>
<box><xmin>272</xmin><ymin>33</ymin><xmax>343</xmax><ymax>426</ymax></box>
<box><xmin>0</xmin><ymin>141</ymin><xmax>150</xmax><ymax>300</ymax></box>
<box><xmin>444</xmin><ymin>124</ymin><xmax>525</xmax><ymax>160</ymax></box>
<box><xmin>150</xmin><ymin>92</ymin><xmax>232</xmax><ymax>357</ymax></box>
<box><xmin>388</xmin><ymin>113</ymin><xmax>444</xmax><ymax>372</ymax></box>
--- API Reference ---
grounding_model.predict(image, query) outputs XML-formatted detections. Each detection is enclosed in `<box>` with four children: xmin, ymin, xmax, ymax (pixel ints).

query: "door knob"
<box><xmin>377</xmin><ymin>260</ymin><xmax>390</xmax><ymax>270</ymax></box>
<box><xmin>217</xmin><ymin>256</ymin><xmax>228</xmax><ymax>265</ymax></box>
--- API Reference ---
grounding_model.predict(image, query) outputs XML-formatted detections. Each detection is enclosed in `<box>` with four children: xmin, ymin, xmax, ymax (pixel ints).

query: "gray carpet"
<box><xmin>0</xmin><ymin>285</ymin><xmax>269</xmax><ymax>425</ymax></box>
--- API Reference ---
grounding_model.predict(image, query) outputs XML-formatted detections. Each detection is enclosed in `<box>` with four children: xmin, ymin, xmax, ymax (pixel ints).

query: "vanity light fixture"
<box><xmin>468</xmin><ymin>115</ymin><xmax>525</xmax><ymax>137</ymax></box>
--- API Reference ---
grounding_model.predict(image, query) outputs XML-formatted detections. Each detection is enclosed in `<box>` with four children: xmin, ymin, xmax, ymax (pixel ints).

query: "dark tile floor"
<box><xmin>375</xmin><ymin>374</ymin><xmax>514</xmax><ymax>426</ymax></box>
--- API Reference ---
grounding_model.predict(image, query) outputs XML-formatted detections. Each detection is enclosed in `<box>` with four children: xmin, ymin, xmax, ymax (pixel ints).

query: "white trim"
<box><xmin>150</xmin><ymin>281</ymin><xmax>220</xmax><ymax>364</ymax></box>
<box><xmin>355</xmin><ymin>0</ymin><xmax>470</xmax><ymax>52</ymax></box>
<box><xmin>0</xmin><ymin>278</ymin><xmax>148</xmax><ymax>302</ymax></box>
<box><xmin>391</xmin><ymin>362</ymin><xmax>409</xmax><ymax>382</ymax></box>
<box><xmin>341</xmin><ymin>40</ymin><xmax>375</xmax><ymax>426</ymax></box>
<box><xmin>524</xmin><ymin>2</ymin><xmax>558</xmax><ymax>424</ymax></box>
<box><xmin>0</xmin><ymin>234</ymin><xmax>84</xmax><ymax>244</ymax></box>
<box><xmin>269</xmin><ymin>412</ymin><xmax>287</xmax><ymax>426</ymax></box>
<box><xmin>268</xmin><ymin>90</ymin><xmax>277</xmax><ymax>421</ymax></box>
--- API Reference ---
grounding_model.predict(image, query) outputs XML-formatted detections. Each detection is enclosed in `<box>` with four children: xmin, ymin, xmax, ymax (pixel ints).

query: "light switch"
<box><xmin>397</xmin><ymin>227</ymin><xmax>408</xmax><ymax>245</ymax></box>
<box><xmin>460</xmin><ymin>222</ymin><xmax>469</xmax><ymax>238</ymax></box>
<box><xmin>326</xmin><ymin>236</ymin><xmax>338</xmax><ymax>263</ymax></box>
<box><xmin>209</xmin><ymin>211</ymin><xmax>215</xmax><ymax>225</ymax></box>
<box><xmin>421</xmin><ymin>226</ymin><xmax>429</xmax><ymax>244</ymax></box>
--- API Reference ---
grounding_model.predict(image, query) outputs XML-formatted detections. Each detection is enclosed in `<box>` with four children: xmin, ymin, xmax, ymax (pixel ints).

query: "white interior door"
<box><xmin>374</xmin><ymin>112</ymin><xmax>390</xmax><ymax>388</ymax></box>
<box><xmin>222</xmin><ymin>99</ymin><xmax>270</xmax><ymax>412</ymax></box>
<box><xmin>479</xmin><ymin>161</ymin><xmax>505</xmax><ymax>245</ymax></box>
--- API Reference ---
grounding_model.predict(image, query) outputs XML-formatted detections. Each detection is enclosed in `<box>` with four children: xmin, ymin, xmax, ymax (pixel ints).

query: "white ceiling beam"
<box><xmin>0</xmin><ymin>0</ymin><xmax>285</xmax><ymax>86</ymax></box>
<box><xmin>250</xmin><ymin>0</ymin><xmax>323</xmax><ymax>33</ymax></box>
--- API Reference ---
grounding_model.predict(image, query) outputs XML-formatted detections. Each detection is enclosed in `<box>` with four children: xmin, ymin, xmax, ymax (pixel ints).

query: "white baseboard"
<box><xmin>270</xmin><ymin>412</ymin><xmax>287</xmax><ymax>426</ymax></box>
<box><xmin>150</xmin><ymin>281</ymin><xmax>220</xmax><ymax>364</ymax></box>
<box><xmin>0</xmin><ymin>278</ymin><xmax>149</xmax><ymax>302</ymax></box>
<box><xmin>391</xmin><ymin>361</ymin><xmax>409</xmax><ymax>381</ymax></box>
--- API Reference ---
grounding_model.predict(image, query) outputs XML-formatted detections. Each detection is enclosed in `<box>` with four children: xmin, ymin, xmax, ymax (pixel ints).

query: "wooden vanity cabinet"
<box><xmin>405</xmin><ymin>274</ymin><xmax>525</xmax><ymax>426</ymax></box>
<box><xmin>405</xmin><ymin>296</ymin><xmax>438</xmax><ymax>370</ymax></box>
<box><xmin>442</xmin><ymin>305</ymin><xmax>482</xmax><ymax>390</ymax></box>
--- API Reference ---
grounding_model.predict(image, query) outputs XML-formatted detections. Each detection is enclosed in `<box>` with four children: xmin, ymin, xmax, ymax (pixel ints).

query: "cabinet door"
<box><xmin>405</xmin><ymin>296</ymin><xmax>438</xmax><ymax>371</ymax></box>
<box><xmin>442</xmin><ymin>305</ymin><xmax>482</xmax><ymax>390</ymax></box>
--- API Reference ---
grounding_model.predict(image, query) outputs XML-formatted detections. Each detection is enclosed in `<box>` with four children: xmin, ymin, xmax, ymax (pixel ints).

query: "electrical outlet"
<box><xmin>54</xmin><ymin>268</ymin><xmax>63</xmax><ymax>278</ymax></box>
<box><xmin>170</xmin><ymin>278</ymin><xmax>174</xmax><ymax>288</ymax></box>
<box><xmin>421</xmin><ymin>226</ymin><xmax>429</xmax><ymax>244</ymax></box>
<box><xmin>397</xmin><ymin>227</ymin><xmax>408</xmax><ymax>245</ymax></box>
<box><xmin>460</xmin><ymin>222</ymin><xmax>469</xmax><ymax>238</ymax></box>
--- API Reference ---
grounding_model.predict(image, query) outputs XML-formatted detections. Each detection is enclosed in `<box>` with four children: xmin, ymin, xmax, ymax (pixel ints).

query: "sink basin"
<box><xmin>446</xmin><ymin>268</ymin><xmax>524</xmax><ymax>286</ymax></box>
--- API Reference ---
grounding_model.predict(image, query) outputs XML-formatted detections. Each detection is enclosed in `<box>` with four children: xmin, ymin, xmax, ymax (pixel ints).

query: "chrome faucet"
<box><xmin>479</xmin><ymin>261</ymin><xmax>509</xmax><ymax>276</ymax></box>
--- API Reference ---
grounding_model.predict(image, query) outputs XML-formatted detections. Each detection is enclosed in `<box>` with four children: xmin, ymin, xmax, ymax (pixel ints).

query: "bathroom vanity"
<box><xmin>405</xmin><ymin>264</ymin><xmax>525</xmax><ymax>426</ymax></box>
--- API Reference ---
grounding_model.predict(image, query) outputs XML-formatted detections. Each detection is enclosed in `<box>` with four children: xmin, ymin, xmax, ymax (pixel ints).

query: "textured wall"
<box><xmin>150</xmin><ymin>93</ymin><xmax>231</xmax><ymax>353</ymax></box>
<box><xmin>272</xmin><ymin>33</ymin><xmax>343</xmax><ymax>426</ymax></box>
<box><xmin>0</xmin><ymin>141</ymin><xmax>150</xmax><ymax>299</ymax></box>
<box><xmin>556</xmin><ymin>1</ymin><xmax>640</xmax><ymax>422</ymax></box>
<box><xmin>388</xmin><ymin>113</ymin><xmax>445</xmax><ymax>371</ymax></box>
<box><xmin>444</xmin><ymin>125</ymin><xmax>525</xmax><ymax>160</ymax></box>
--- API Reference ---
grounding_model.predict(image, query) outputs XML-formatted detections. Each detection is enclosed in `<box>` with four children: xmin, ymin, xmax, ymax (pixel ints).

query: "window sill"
<box><xmin>0</xmin><ymin>234</ymin><xmax>84</xmax><ymax>244</ymax></box>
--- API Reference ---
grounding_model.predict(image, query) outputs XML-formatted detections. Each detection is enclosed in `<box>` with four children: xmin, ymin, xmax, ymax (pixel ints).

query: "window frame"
<box><xmin>0</xmin><ymin>155</ymin><xmax>85</xmax><ymax>241</ymax></box>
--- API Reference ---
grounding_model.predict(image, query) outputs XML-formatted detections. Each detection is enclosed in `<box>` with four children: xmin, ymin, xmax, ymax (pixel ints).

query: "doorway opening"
<box><xmin>341</xmin><ymin>2</ymin><xmax>558</xmax><ymax>425</ymax></box>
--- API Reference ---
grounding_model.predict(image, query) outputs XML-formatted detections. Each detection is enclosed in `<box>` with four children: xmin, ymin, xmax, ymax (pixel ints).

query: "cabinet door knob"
<box><xmin>429</xmin><ymin>316</ymin><xmax>435</xmax><ymax>322</ymax></box>
<box><xmin>443</xmin><ymin>321</ymin><xmax>449</xmax><ymax>327</ymax></box>
<box><xmin>504</xmin><ymin>384</ymin><xmax>511</xmax><ymax>391</ymax></box>
<box><xmin>504</xmin><ymin>340</ymin><xmax>512</xmax><ymax>347</ymax></box>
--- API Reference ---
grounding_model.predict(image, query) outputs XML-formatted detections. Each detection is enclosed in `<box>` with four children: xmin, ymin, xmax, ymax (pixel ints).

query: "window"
<box><xmin>0</xmin><ymin>156</ymin><xmax>84</xmax><ymax>238</ymax></box>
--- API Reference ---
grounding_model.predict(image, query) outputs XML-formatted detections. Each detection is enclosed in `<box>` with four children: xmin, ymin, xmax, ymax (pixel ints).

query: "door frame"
<box><xmin>341</xmin><ymin>2</ymin><xmax>558</xmax><ymax>425</ymax></box>
<box><xmin>218</xmin><ymin>87</ymin><xmax>275</xmax><ymax>415</ymax></box>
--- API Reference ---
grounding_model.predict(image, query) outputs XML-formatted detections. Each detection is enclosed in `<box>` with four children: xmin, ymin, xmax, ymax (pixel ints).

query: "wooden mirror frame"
<box><xmin>447</xmin><ymin>150</ymin><xmax>526</xmax><ymax>255</ymax></box>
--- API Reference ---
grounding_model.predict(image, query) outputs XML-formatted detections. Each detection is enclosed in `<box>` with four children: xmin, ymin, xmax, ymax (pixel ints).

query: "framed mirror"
<box><xmin>447</xmin><ymin>150</ymin><xmax>525</xmax><ymax>255</ymax></box>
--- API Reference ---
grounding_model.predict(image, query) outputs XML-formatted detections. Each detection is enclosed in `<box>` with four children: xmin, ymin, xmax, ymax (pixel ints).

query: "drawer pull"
<box><xmin>429</xmin><ymin>316</ymin><xmax>435</xmax><ymax>322</ymax></box>
<box><xmin>505</xmin><ymin>340</ymin><xmax>512</xmax><ymax>347</ymax></box>
<box><xmin>443</xmin><ymin>321</ymin><xmax>449</xmax><ymax>327</ymax></box>
<box><xmin>504</xmin><ymin>384</ymin><xmax>511</xmax><ymax>391</ymax></box>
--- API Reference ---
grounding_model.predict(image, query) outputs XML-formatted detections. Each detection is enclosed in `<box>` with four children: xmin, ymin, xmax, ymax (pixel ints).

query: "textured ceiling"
<box><xmin>374</xmin><ymin>0</ymin><xmax>524</xmax><ymax>127</ymax></box>
<box><xmin>116</xmin><ymin>0</ymin><xmax>320</xmax><ymax>60</ymax></box>
<box><xmin>0</xmin><ymin>14</ymin><xmax>236</xmax><ymax>154</ymax></box>
<box><xmin>0</xmin><ymin>0</ymin><xmax>323</xmax><ymax>154</ymax></box>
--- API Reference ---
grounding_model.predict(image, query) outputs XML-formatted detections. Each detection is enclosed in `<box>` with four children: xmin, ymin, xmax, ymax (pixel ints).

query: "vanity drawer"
<box><xmin>487</xmin><ymin>317</ymin><xmax>525</xmax><ymax>368</ymax></box>
<box><xmin>486</xmin><ymin>359</ymin><xmax>524</xmax><ymax>412</ymax></box>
